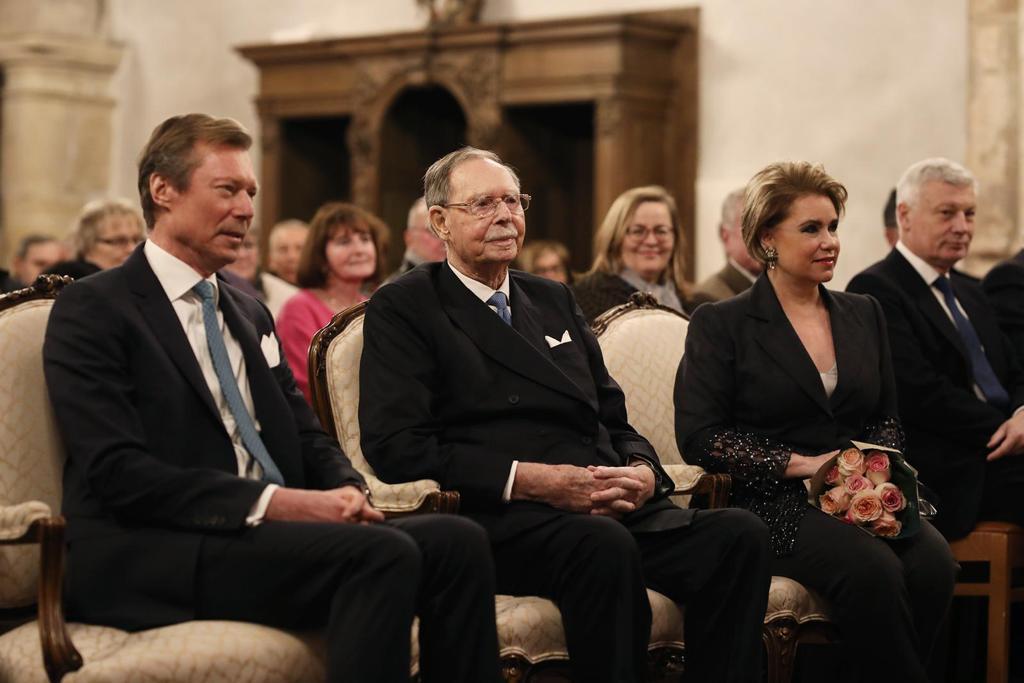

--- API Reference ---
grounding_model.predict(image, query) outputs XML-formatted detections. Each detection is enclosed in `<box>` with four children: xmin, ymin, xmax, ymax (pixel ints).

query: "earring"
<box><xmin>764</xmin><ymin>246</ymin><xmax>778</xmax><ymax>270</ymax></box>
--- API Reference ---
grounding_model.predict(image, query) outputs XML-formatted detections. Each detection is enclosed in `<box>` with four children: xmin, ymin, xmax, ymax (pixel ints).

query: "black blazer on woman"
<box><xmin>675</xmin><ymin>275</ymin><xmax>904</xmax><ymax>556</ymax></box>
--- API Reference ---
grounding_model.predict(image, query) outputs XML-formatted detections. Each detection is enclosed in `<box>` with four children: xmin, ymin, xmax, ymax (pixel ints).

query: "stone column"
<box><xmin>966</xmin><ymin>0</ymin><xmax>1023</xmax><ymax>273</ymax></box>
<box><xmin>0</xmin><ymin>0</ymin><xmax>122</xmax><ymax>263</ymax></box>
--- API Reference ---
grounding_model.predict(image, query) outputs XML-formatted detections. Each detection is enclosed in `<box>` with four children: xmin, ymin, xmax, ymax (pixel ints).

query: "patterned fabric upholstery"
<box><xmin>322</xmin><ymin>312</ymin><xmax>444</xmax><ymax>512</ymax></box>
<box><xmin>495</xmin><ymin>590</ymin><xmax>683</xmax><ymax>664</ymax></box>
<box><xmin>595</xmin><ymin>306</ymin><xmax>688</xmax><ymax>468</ymax></box>
<box><xmin>766</xmin><ymin>576</ymin><xmax>830</xmax><ymax>626</ymax></box>
<box><xmin>0</xmin><ymin>299</ymin><xmax>65</xmax><ymax>608</ymax></box>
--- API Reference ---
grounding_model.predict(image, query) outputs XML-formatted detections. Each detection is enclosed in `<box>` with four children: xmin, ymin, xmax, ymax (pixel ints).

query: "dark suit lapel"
<box><xmin>748</xmin><ymin>275</ymin><xmax>833</xmax><ymax>415</ymax></box>
<box><xmin>826</xmin><ymin>289</ymin><xmax>867</xmax><ymax>411</ymax></box>
<box><xmin>438</xmin><ymin>264</ymin><xmax>591</xmax><ymax>405</ymax></box>
<box><xmin>886</xmin><ymin>250</ymin><xmax>968</xmax><ymax>361</ymax></box>
<box><xmin>124</xmin><ymin>247</ymin><xmax>220</xmax><ymax>421</ymax></box>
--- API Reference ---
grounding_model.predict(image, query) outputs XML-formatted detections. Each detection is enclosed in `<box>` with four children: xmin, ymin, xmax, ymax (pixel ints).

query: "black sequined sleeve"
<box><xmin>686</xmin><ymin>427</ymin><xmax>792</xmax><ymax>496</ymax></box>
<box><xmin>858</xmin><ymin>415</ymin><xmax>905</xmax><ymax>452</ymax></box>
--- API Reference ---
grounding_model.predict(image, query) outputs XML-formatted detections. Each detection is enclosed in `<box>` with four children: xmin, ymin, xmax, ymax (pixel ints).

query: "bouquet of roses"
<box><xmin>807</xmin><ymin>442</ymin><xmax>921</xmax><ymax>539</ymax></box>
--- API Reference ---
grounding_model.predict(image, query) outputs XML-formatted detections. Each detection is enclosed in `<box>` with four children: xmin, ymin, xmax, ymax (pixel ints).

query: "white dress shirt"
<box><xmin>446</xmin><ymin>261</ymin><xmax>519</xmax><ymax>500</ymax></box>
<box><xmin>144</xmin><ymin>240</ymin><xmax>277</xmax><ymax>522</ymax></box>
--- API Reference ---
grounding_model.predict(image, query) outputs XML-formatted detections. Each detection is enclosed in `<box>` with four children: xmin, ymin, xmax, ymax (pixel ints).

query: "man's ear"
<box><xmin>149</xmin><ymin>173</ymin><xmax>177</xmax><ymax>212</ymax></box>
<box><xmin>896</xmin><ymin>202</ymin><xmax>910</xmax><ymax>235</ymax></box>
<box><xmin>428</xmin><ymin>207</ymin><xmax>449</xmax><ymax>241</ymax></box>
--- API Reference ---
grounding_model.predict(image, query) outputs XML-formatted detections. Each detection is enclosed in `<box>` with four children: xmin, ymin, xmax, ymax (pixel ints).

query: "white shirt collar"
<box><xmin>446</xmin><ymin>260</ymin><xmax>510</xmax><ymax>304</ymax></box>
<box><xmin>144</xmin><ymin>239</ymin><xmax>218</xmax><ymax>304</ymax></box>
<box><xmin>895</xmin><ymin>240</ymin><xmax>944</xmax><ymax>286</ymax></box>
<box><xmin>727</xmin><ymin>257</ymin><xmax>758</xmax><ymax>283</ymax></box>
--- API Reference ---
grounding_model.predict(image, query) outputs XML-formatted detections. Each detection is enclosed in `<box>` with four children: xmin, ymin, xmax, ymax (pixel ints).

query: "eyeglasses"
<box><xmin>442</xmin><ymin>194</ymin><xmax>531</xmax><ymax>218</ymax></box>
<box><xmin>624</xmin><ymin>225</ymin><xmax>674</xmax><ymax>241</ymax></box>
<box><xmin>96</xmin><ymin>236</ymin><xmax>143</xmax><ymax>248</ymax></box>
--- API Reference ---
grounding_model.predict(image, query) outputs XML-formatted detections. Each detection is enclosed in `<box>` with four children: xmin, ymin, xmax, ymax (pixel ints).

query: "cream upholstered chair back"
<box><xmin>309</xmin><ymin>302</ymin><xmax>456</xmax><ymax>514</ymax></box>
<box><xmin>0</xmin><ymin>282</ymin><xmax>67</xmax><ymax>609</ymax></box>
<box><xmin>592</xmin><ymin>295</ymin><xmax>689</xmax><ymax>466</ymax></box>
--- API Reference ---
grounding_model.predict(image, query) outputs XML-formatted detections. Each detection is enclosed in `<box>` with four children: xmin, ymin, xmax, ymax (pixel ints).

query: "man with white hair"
<box><xmin>690</xmin><ymin>188</ymin><xmax>762</xmax><ymax>306</ymax></box>
<box><xmin>383</xmin><ymin>196</ymin><xmax>446</xmax><ymax>284</ymax></box>
<box><xmin>848</xmin><ymin>157</ymin><xmax>1024</xmax><ymax>540</ymax></box>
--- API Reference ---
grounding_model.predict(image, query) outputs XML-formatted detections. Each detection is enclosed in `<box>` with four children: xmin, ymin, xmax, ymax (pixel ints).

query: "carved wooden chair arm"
<box><xmin>662</xmin><ymin>464</ymin><xmax>732</xmax><ymax>509</ymax></box>
<box><xmin>367</xmin><ymin>479</ymin><xmax>461</xmax><ymax>517</ymax></box>
<box><xmin>0</xmin><ymin>504</ymin><xmax>82</xmax><ymax>683</ymax></box>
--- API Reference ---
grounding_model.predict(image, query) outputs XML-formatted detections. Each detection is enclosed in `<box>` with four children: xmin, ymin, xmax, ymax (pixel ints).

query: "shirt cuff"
<box><xmin>245</xmin><ymin>484</ymin><xmax>279</xmax><ymax>526</ymax></box>
<box><xmin>1014</xmin><ymin>405</ymin><xmax>1024</xmax><ymax>418</ymax></box>
<box><xmin>501</xmin><ymin>461</ymin><xmax>519</xmax><ymax>502</ymax></box>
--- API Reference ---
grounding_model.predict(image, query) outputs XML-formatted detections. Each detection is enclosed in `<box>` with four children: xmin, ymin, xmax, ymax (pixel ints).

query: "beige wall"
<box><xmin>105</xmin><ymin>0</ymin><xmax>969</xmax><ymax>286</ymax></box>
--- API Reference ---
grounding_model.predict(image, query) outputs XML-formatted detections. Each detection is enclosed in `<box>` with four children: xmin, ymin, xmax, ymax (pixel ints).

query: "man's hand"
<box><xmin>588</xmin><ymin>464</ymin><xmax>656</xmax><ymax>518</ymax></box>
<box><xmin>510</xmin><ymin>463</ymin><xmax>599</xmax><ymax>513</ymax></box>
<box><xmin>784</xmin><ymin>450</ymin><xmax>840</xmax><ymax>479</ymax></box>
<box><xmin>986</xmin><ymin>411</ymin><xmax>1024</xmax><ymax>461</ymax></box>
<box><xmin>265</xmin><ymin>486</ymin><xmax>385</xmax><ymax>524</ymax></box>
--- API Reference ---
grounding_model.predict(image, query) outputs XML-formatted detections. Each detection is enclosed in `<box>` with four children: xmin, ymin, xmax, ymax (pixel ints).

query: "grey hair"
<box><xmin>15</xmin><ymin>234</ymin><xmax>59</xmax><ymax>260</ymax></box>
<box><xmin>896</xmin><ymin>158</ymin><xmax>978</xmax><ymax>212</ymax></box>
<box><xmin>406</xmin><ymin>196</ymin><xmax>427</xmax><ymax>230</ymax></box>
<box><xmin>423</xmin><ymin>146</ymin><xmax>520</xmax><ymax>208</ymax></box>
<box><xmin>720</xmin><ymin>188</ymin><xmax>745</xmax><ymax>231</ymax></box>
<box><xmin>268</xmin><ymin>219</ymin><xmax>308</xmax><ymax>240</ymax></box>
<box><xmin>73</xmin><ymin>198</ymin><xmax>145</xmax><ymax>258</ymax></box>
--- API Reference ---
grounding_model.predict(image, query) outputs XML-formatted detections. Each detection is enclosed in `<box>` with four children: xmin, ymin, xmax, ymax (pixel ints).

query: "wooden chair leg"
<box><xmin>762</xmin><ymin>619</ymin><xmax>798</xmax><ymax>683</ymax></box>
<box><xmin>985</xmin><ymin>534</ymin><xmax>1010</xmax><ymax>683</ymax></box>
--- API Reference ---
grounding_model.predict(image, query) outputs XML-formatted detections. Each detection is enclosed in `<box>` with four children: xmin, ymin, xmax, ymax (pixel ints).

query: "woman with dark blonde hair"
<box><xmin>517</xmin><ymin>239</ymin><xmax>572</xmax><ymax>284</ymax></box>
<box><xmin>573</xmin><ymin>185</ymin><xmax>690</xmax><ymax>322</ymax></box>
<box><xmin>276</xmin><ymin>201</ymin><xmax>388</xmax><ymax>403</ymax></box>
<box><xmin>675</xmin><ymin>162</ymin><xmax>955</xmax><ymax>681</ymax></box>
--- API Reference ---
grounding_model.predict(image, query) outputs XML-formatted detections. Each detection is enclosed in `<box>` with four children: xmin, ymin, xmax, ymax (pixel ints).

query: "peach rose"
<box><xmin>871</xmin><ymin>511</ymin><xmax>902</xmax><ymax>538</ymax></box>
<box><xmin>864</xmin><ymin>452</ymin><xmax>891</xmax><ymax>485</ymax></box>
<box><xmin>843</xmin><ymin>474</ymin><xmax>872</xmax><ymax>496</ymax></box>
<box><xmin>824</xmin><ymin>465</ymin><xmax>841</xmax><ymax>486</ymax></box>
<box><xmin>837</xmin><ymin>448</ymin><xmax>866</xmax><ymax>477</ymax></box>
<box><xmin>819</xmin><ymin>486</ymin><xmax>852</xmax><ymax>515</ymax></box>
<box><xmin>848</xmin><ymin>490</ymin><xmax>884</xmax><ymax>524</ymax></box>
<box><xmin>876</xmin><ymin>482</ymin><xmax>906</xmax><ymax>513</ymax></box>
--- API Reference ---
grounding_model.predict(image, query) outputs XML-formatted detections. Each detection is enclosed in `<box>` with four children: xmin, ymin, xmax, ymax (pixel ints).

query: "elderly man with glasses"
<box><xmin>359</xmin><ymin>146</ymin><xmax>771</xmax><ymax>683</ymax></box>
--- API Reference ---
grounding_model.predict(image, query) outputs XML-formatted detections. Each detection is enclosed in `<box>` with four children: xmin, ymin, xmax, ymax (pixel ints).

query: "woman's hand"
<box><xmin>783</xmin><ymin>449</ymin><xmax>840</xmax><ymax>479</ymax></box>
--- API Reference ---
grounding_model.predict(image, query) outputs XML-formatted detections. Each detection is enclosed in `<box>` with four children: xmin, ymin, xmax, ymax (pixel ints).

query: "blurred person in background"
<box><xmin>221</xmin><ymin>226</ymin><xmax>298</xmax><ymax>318</ymax></box>
<box><xmin>573</xmin><ymin>185</ymin><xmax>692</xmax><ymax>322</ymax></box>
<box><xmin>883</xmin><ymin>188</ymin><xmax>898</xmax><ymax>248</ymax></box>
<box><xmin>518</xmin><ymin>239</ymin><xmax>572</xmax><ymax>284</ymax></box>
<box><xmin>276</xmin><ymin>202</ymin><xmax>388</xmax><ymax>403</ymax></box>
<box><xmin>690</xmin><ymin>188</ymin><xmax>761</xmax><ymax>307</ymax></box>
<box><xmin>3</xmin><ymin>234</ymin><xmax>65</xmax><ymax>291</ymax></box>
<box><xmin>384</xmin><ymin>197</ymin><xmax>446</xmax><ymax>284</ymax></box>
<box><xmin>45</xmin><ymin>198</ymin><xmax>145</xmax><ymax>279</ymax></box>
<box><xmin>266</xmin><ymin>218</ymin><xmax>309</xmax><ymax>286</ymax></box>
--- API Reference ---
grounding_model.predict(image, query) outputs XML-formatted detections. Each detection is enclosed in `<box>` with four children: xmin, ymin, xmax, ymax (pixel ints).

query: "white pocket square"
<box><xmin>545</xmin><ymin>330</ymin><xmax>572</xmax><ymax>348</ymax></box>
<box><xmin>260</xmin><ymin>332</ymin><xmax>282</xmax><ymax>367</ymax></box>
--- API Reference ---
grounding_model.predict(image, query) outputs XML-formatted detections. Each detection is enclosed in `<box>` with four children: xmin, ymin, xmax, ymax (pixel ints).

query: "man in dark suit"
<box><xmin>383</xmin><ymin>197</ymin><xmax>446</xmax><ymax>284</ymax></box>
<box><xmin>847</xmin><ymin>157</ymin><xmax>1024</xmax><ymax>540</ymax></box>
<box><xmin>689</xmin><ymin>188</ymin><xmax>761</xmax><ymax>307</ymax></box>
<box><xmin>983</xmin><ymin>248</ymin><xmax>1024</xmax><ymax>367</ymax></box>
<box><xmin>42</xmin><ymin>114</ymin><xmax>500</xmax><ymax>683</ymax></box>
<box><xmin>359</xmin><ymin>147</ymin><xmax>770</xmax><ymax>683</ymax></box>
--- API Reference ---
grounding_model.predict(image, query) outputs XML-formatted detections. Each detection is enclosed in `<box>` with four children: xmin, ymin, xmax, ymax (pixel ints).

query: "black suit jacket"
<box><xmin>982</xmin><ymin>248</ymin><xmax>1024</xmax><ymax>368</ymax></box>
<box><xmin>43</xmin><ymin>246</ymin><xmax>363</xmax><ymax>628</ymax></box>
<box><xmin>676</xmin><ymin>274</ymin><xmax>902</xmax><ymax>555</ymax></box>
<box><xmin>359</xmin><ymin>262</ymin><xmax>689</xmax><ymax>543</ymax></box>
<box><xmin>847</xmin><ymin>248</ymin><xmax>1024</xmax><ymax>538</ymax></box>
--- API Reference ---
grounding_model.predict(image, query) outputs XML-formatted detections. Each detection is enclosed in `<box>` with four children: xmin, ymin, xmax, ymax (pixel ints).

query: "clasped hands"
<box><xmin>265</xmin><ymin>485</ymin><xmax>384</xmax><ymax>524</ymax></box>
<box><xmin>512</xmin><ymin>462</ymin><xmax>657</xmax><ymax>517</ymax></box>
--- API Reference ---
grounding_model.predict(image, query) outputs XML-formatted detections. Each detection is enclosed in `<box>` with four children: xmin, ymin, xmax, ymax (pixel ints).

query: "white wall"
<box><xmin>107</xmin><ymin>0</ymin><xmax>968</xmax><ymax>286</ymax></box>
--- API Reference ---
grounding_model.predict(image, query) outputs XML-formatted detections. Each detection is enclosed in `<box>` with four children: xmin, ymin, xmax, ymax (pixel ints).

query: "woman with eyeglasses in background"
<box><xmin>45</xmin><ymin>198</ymin><xmax>146</xmax><ymax>280</ymax></box>
<box><xmin>572</xmin><ymin>185</ymin><xmax>693</xmax><ymax>323</ymax></box>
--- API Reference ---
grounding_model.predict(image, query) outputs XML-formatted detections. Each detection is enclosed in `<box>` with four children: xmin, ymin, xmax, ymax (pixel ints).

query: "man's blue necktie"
<box><xmin>192</xmin><ymin>280</ymin><xmax>285</xmax><ymax>484</ymax></box>
<box><xmin>933</xmin><ymin>275</ymin><xmax>1009</xmax><ymax>408</ymax></box>
<box><xmin>487</xmin><ymin>291</ymin><xmax>511</xmax><ymax>325</ymax></box>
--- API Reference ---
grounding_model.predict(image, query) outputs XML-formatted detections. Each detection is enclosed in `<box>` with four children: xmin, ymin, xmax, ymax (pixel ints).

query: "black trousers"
<box><xmin>195</xmin><ymin>514</ymin><xmax>501</xmax><ymax>683</ymax></box>
<box><xmin>771</xmin><ymin>509</ymin><xmax>957</xmax><ymax>683</ymax></box>
<box><xmin>491</xmin><ymin>508</ymin><xmax>771</xmax><ymax>682</ymax></box>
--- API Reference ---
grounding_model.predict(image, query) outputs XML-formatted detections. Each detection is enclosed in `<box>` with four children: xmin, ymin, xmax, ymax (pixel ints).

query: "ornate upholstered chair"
<box><xmin>309</xmin><ymin>300</ymin><xmax>686</xmax><ymax>682</ymax></box>
<box><xmin>0</xmin><ymin>277</ymin><xmax>337</xmax><ymax>682</ymax></box>
<box><xmin>592</xmin><ymin>293</ymin><xmax>836</xmax><ymax>683</ymax></box>
<box><xmin>948</xmin><ymin>521</ymin><xmax>1024</xmax><ymax>683</ymax></box>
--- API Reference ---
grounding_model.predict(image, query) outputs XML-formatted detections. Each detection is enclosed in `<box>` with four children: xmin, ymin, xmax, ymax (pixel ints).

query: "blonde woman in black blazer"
<box><xmin>676</xmin><ymin>162</ymin><xmax>955</xmax><ymax>683</ymax></box>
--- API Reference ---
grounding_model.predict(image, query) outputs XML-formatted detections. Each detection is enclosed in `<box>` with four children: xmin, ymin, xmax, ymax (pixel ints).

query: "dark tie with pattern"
<box><xmin>487</xmin><ymin>291</ymin><xmax>512</xmax><ymax>325</ymax></box>
<box><xmin>192</xmin><ymin>280</ymin><xmax>286</xmax><ymax>484</ymax></box>
<box><xmin>933</xmin><ymin>275</ymin><xmax>1009</xmax><ymax>408</ymax></box>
